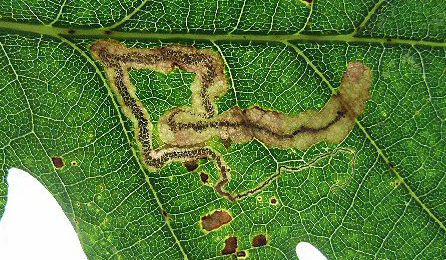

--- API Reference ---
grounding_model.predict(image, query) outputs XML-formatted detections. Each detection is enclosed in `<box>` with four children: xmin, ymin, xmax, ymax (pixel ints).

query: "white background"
<box><xmin>0</xmin><ymin>168</ymin><xmax>326</xmax><ymax>260</ymax></box>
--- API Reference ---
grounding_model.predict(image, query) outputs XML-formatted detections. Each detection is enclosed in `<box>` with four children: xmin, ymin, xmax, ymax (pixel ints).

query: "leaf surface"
<box><xmin>0</xmin><ymin>0</ymin><xmax>445</xmax><ymax>259</ymax></box>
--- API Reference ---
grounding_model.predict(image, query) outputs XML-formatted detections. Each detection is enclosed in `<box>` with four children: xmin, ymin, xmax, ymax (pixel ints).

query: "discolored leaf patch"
<box><xmin>270</xmin><ymin>197</ymin><xmax>278</xmax><ymax>205</ymax></box>
<box><xmin>184</xmin><ymin>160</ymin><xmax>198</xmax><ymax>172</ymax></box>
<box><xmin>200</xmin><ymin>172</ymin><xmax>209</xmax><ymax>184</ymax></box>
<box><xmin>91</xmin><ymin>40</ymin><xmax>370</xmax><ymax>202</ymax></box>
<box><xmin>221</xmin><ymin>236</ymin><xmax>237</xmax><ymax>255</ymax></box>
<box><xmin>201</xmin><ymin>210</ymin><xmax>232</xmax><ymax>232</ymax></box>
<box><xmin>252</xmin><ymin>234</ymin><xmax>267</xmax><ymax>247</ymax></box>
<box><xmin>51</xmin><ymin>157</ymin><xmax>64</xmax><ymax>169</ymax></box>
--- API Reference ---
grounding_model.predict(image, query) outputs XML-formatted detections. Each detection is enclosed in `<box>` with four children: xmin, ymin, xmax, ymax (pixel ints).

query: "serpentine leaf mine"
<box><xmin>91</xmin><ymin>40</ymin><xmax>371</xmax><ymax>201</ymax></box>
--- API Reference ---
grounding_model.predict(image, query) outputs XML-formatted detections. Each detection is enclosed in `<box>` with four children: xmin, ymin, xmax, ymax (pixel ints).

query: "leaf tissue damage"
<box><xmin>91</xmin><ymin>40</ymin><xmax>371</xmax><ymax>201</ymax></box>
<box><xmin>51</xmin><ymin>156</ymin><xmax>64</xmax><ymax>169</ymax></box>
<box><xmin>201</xmin><ymin>210</ymin><xmax>232</xmax><ymax>232</ymax></box>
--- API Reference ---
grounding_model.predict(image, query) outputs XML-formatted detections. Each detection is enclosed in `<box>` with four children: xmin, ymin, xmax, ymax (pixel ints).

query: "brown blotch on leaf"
<box><xmin>236</xmin><ymin>251</ymin><xmax>247</xmax><ymax>258</ymax></box>
<box><xmin>388</xmin><ymin>161</ymin><xmax>395</xmax><ymax>168</ymax></box>
<box><xmin>222</xmin><ymin>138</ymin><xmax>232</xmax><ymax>149</ymax></box>
<box><xmin>104</xmin><ymin>30</ymin><xmax>113</xmax><ymax>35</ymax></box>
<box><xmin>184</xmin><ymin>160</ymin><xmax>199</xmax><ymax>172</ymax></box>
<box><xmin>68</xmin><ymin>29</ymin><xmax>76</xmax><ymax>34</ymax></box>
<box><xmin>222</xmin><ymin>236</ymin><xmax>237</xmax><ymax>255</ymax></box>
<box><xmin>252</xmin><ymin>234</ymin><xmax>267</xmax><ymax>247</ymax></box>
<box><xmin>51</xmin><ymin>157</ymin><xmax>64</xmax><ymax>169</ymax></box>
<box><xmin>201</xmin><ymin>210</ymin><xmax>232</xmax><ymax>232</ymax></box>
<box><xmin>270</xmin><ymin>198</ymin><xmax>278</xmax><ymax>205</ymax></box>
<box><xmin>200</xmin><ymin>172</ymin><xmax>209</xmax><ymax>184</ymax></box>
<box><xmin>161</xmin><ymin>209</ymin><xmax>168</xmax><ymax>218</ymax></box>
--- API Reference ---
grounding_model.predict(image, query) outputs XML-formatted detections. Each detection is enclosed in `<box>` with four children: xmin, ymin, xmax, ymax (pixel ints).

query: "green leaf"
<box><xmin>0</xmin><ymin>0</ymin><xmax>445</xmax><ymax>259</ymax></box>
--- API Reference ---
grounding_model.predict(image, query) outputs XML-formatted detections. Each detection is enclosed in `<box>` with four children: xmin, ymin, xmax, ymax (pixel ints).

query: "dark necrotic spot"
<box><xmin>222</xmin><ymin>138</ymin><xmax>232</xmax><ymax>149</ymax></box>
<box><xmin>68</xmin><ymin>29</ymin><xmax>76</xmax><ymax>34</ymax></box>
<box><xmin>386</xmin><ymin>38</ymin><xmax>392</xmax><ymax>42</ymax></box>
<box><xmin>71</xmin><ymin>161</ymin><xmax>78</xmax><ymax>166</ymax></box>
<box><xmin>201</xmin><ymin>210</ymin><xmax>232</xmax><ymax>232</ymax></box>
<box><xmin>161</xmin><ymin>209</ymin><xmax>168</xmax><ymax>217</ymax></box>
<box><xmin>252</xmin><ymin>234</ymin><xmax>267</xmax><ymax>247</ymax></box>
<box><xmin>105</xmin><ymin>30</ymin><xmax>112</xmax><ymax>35</ymax></box>
<box><xmin>184</xmin><ymin>161</ymin><xmax>198</xmax><ymax>171</ymax></box>
<box><xmin>270</xmin><ymin>198</ymin><xmax>277</xmax><ymax>205</ymax></box>
<box><xmin>302</xmin><ymin>0</ymin><xmax>313</xmax><ymax>4</ymax></box>
<box><xmin>200</xmin><ymin>172</ymin><xmax>209</xmax><ymax>184</ymax></box>
<box><xmin>51</xmin><ymin>157</ymin><xmax>64</xmax><ymax>169</ymax></box>
<box><xmin>222</xmin><ymin>236</ymin><xmax>237</xmax><ymax>255</ymax></box>
<box><xmin>236</xmin><ymin>251</ymin><xmax>247</xmax><ymax>258</ymax></box>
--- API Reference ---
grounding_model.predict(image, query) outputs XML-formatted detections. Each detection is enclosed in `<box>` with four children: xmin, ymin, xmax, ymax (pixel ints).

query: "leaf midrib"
<box><xmin>0</xmin><ymin>21</ymin><xmax>445</xmax><ymax>48</ymax></box>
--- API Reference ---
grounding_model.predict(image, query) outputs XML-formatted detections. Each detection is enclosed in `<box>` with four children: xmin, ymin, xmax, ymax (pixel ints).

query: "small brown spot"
<box><xmin>222</xmin><ymin>236</ymin><xmax>237</xmax><ymax>255</ymax></box>
<box><xmin>71</xmin><ymin>161</ymin><xmax>78</xmax><ymax>166</ymax></box>
<box><xmin>302</xmin><ymin>0</ymin><xmax>313</xmax><ymax>4</ymax></box>
<box><xmin>68</xmin><ymin>29</ymin><xmax>76</xmax><ymax>34</ymax></box>
<box><xmin>104</xmin><ymin>30</ymin><xmax>113</xmax><ymax>35</ymax></box>
<box><xmin>161</xmin><ymin>209</ymin><xmax>168</xmax><ymax>218</ymax></box>
<box><xmin>184</xmin><ymin>161</ymin><xmax>198</xmax><ymax>171</ymax></box>
<box><xmin>236</xmin><ymin>251</ymin><xmax>247</xmax><ymax>258</ymax></box>
<box><xmin>386</xmin><ymin>38</ymin><xmax>392</xmax><ymax>42</ymax></box>
<box><xmin>201</xmin><ymin>210</ymin><xmax>232</xmax><ymax>232</ymax></box>
<box><xmin>99</xmin><ymin>185</ymin><xmax>105</xmax><ymax>191</ymax></box>
<box><xmin>270</xmin><ymin>198</ymin><xmax>278</xmax><ymax>205</ymax></box>
<box><xmin>51</xmin><ymin>157</ymin><xmax>64</xmax><ymax>169</ymax></box>
<box><xmin>222</xmin><ymin>138</ymin><xmax>232</xmax><ymax>149</ymax></box>
<box><xmin>256</xmin><ymin>196</ymin><xmax>262</xmax><ymax>202</ymax></box>
<box><xmin>200</xmin><ymin>172</ymin><xmax>209</xmax><ymax>184</ymax></box>
<box><xmin>252</xmin><ymin>234</ymin><xmax>267</xmax><ymax>247</ymax></box>
<box><xmin>74</xmin><ymin>218</ymin><xmax>79</xmax><ymax>225</ymax></box>
<box><xmin>388</xmin><ymin>161</ymin><xmax>395</xmax><ymax>168</ymax></box>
